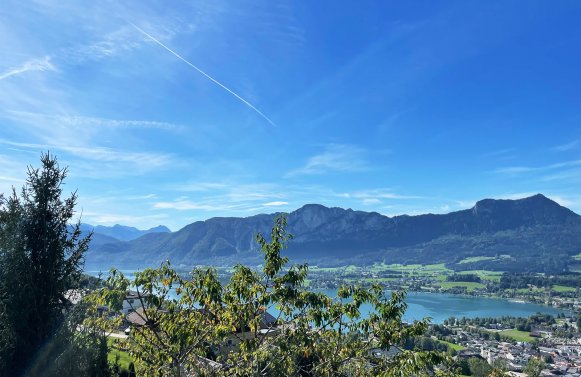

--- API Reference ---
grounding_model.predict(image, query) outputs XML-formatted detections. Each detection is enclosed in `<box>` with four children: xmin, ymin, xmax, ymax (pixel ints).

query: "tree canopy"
<box><xmin>89</xmin><ymin>215</ymin><xmax>455</xmax><ymax>376</ymax></box>
<box><xmin>0</xmin><ymin>153</ymin><xmax>91</xmax><ymax>376</ymax></box>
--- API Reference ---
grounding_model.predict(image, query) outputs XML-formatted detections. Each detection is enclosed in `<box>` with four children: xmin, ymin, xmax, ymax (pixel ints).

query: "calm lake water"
<box><xmin>378</xmin><ymin>291</ymin><xmax>565</xmax><ymax>324</ymax></box>
<box><xmin>87</xmin><ymin>270</ymin><xmax>567</xmax><ymax>324</ymax></box>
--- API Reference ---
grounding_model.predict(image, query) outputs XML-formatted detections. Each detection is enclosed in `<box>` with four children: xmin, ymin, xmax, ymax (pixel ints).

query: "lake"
<box><xmin>377</xmin><ymin>291</ymin><xmax>565</xmax><ymax>324</ymax></box>
<box><xmin>87</xmin><ymin>270</ymin><xmax>568</xmax><ymax>323</ymax></box>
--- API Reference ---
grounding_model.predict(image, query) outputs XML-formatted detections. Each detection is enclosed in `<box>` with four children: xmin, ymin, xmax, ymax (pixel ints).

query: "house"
<box><xmin>218</xmin><ymin>310</ymin><xmax>279</xmax><ymax>353</ymax></box>
<box><xmin>126</xmin><ymin>306</ymin><xmax>148</xmax><ymax>327</ymax></box>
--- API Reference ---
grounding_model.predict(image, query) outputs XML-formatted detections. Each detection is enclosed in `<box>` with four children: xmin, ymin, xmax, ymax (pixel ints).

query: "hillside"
<box><xmin>84</xmin><ymin>194</ymin><xmax>581</xmax><ymax>273</ymax></box>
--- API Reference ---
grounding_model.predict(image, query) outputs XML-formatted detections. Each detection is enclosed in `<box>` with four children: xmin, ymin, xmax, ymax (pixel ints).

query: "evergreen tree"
<box><xmin>0</xmin><ymin>153</ymin><xmax>91</xmax><ymax>376</ymax></box>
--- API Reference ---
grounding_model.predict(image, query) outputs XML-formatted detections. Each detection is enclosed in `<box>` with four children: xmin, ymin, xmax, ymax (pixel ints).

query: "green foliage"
<box><xmin>551</xmin><ymin>285</ymin><xmax>576</xmax><ymax>293</ymax></box>
<box><xmin>523</xmin><ymin>357</ymin><xmax>545</xmax><ymax>377</ymax></box>
<box><xmin>489</xmin><ymin>358</ymin><xmax>509</xmax><ymax>376</ymax></box>
<box><xmin>32</xmin><ymin>302</ymin><xmax>112</xmax><ymax>377</ymax></box>
<box><xmin>0</xmin><ymin>153</ymin><xmax>94</xmax><ymax>376</ymax></box>
<box><xmin>456</xmin><ymin>358</ymin><xmax>470</xmax><ymax>375</ymax></box>
<box><xmin>438</xmin><ymin>282</ymin><xmax>486</xmax><ymax>292</ymax></box>
<box><xmin>88</xmin><ymin>215</ymin><xmax>455</xmax><ymax>376</ymax></box>
<box><xmin>467</xmin><ymin>357</ymin><xmax>492</xmax><ymax>377</ymax></box>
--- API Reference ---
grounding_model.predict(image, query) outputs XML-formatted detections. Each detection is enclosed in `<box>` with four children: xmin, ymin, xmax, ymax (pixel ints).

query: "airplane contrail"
<box><xmin>130</xmin><ymin>23</ymin><xmax>277</xmax><ymax>127</ymax></box>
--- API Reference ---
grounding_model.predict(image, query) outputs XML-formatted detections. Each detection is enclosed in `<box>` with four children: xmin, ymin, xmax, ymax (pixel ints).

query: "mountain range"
<box><xmin>81</xmin><ymin>223</ymin><xmax>171</xmax><ymax>242</ymax></box>
<box><xmin>84</xmin><ymin>194</ymin><xmax>581</xmax><ymax>273</ymax></box>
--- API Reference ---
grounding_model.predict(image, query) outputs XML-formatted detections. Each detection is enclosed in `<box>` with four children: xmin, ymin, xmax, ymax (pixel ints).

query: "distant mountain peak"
<box><xmin>296</xmin><ymin>203</ymin><xmax>331</xmax><ymax>211</ymax></box>
<box><xmin>148</xmin><ymin>225</ymin><xmax>171</xmax><ymax>233</ymax></box>
<box><xmin>471</xmin><ymin>194</ymin><xmax>577</xmax><ymax>225</ymax></box>
<box><xmin>474</xmin><ymin>194</ymin><xmax>558</xmax><ymax>208</ymax></box>
<box><xmin>85</xmin><ymin>223</ymin><xmax>171</xmax><ymax>241</ymax></box>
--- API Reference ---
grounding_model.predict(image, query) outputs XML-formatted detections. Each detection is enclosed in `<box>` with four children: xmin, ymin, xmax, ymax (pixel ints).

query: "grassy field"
<box><xmin>438</xmin><ymin>340</ymin><xmax>465</xmax><ymax>351</ymax></box>
<box><xmin>458</xmin><ymin>255</ymin><xmax>511</xmax><ymax>264</ymax></box>
<box><xmin>457</xmin><ymin>270</ymin><xmax>503</xmax><ymax>282</ymax></box>
<box><xmin>312</xmin><ymin>263</ymin><xmax>454</xmax><ymax>278</ymax></box>
<box><xmin>514</xmin><ymin>287</ymin><xmax>544</xmax><ymax>294</ymax></box>
<box><xmin>107</xmin><ymin>338</ymin><xmax>133</xmax><ymax>370</ymax></box>
<box><xmin>458</xmin><ymin>256</ymin><xmax>496</xmax><ymax>264</ymax></box>
<box><xmin>438</xmin><ymin>282</ymin><xmax>486</xmax><ymax>292</ymax></box>
<box><xmin>500</xmin><ymin>329</ymin><xmax>535</xmax><ymax>343</ymax></box>
<box><xmin>309</xmin><ymin>265</ymin><xmax>359</xmax><ymax>273</ymax></box>
<box><xmin>369</xmin><ymin>263</ymin><xmax>451</xmax><ymax>274</ymax></box>
<box><xmin>552</xmin><ymin>285</ymin><xmax>576</xmax><ymax>293</ymax></box>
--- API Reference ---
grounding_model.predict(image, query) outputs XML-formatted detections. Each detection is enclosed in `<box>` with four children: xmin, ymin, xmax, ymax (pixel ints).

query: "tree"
<box><xmin>468</xmin><ymin>357</ymin><xmax>492</xmax><ymax>377</ymax></box>
<box><xmin>456</xmin><ymin>358</ymin><xmax>470</xmax><ymax>375</ymax></box>
<box><xmin>489</xmin><ymin>359</ymin><xmax>509</xmax><ymax>377</ymax></box>
<box><xmin>89</xmin><ymin>215</ymin><xmax>456</xmax><ymax>376</ymax></box>
<box><xmin>523</xmin><ymin>357</ymin><xmax>545</xmax><ymax>377</ymax></box>
<box><xmin>0</xmin><ymin>153</ymin><xmax>92</xmax><ymax>376</ymax></box>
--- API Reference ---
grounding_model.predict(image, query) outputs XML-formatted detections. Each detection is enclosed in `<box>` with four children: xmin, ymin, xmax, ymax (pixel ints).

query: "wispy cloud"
<box><xmin>66</xmin><ymin>26</ymin><xmax>143</xmax><ymax>63</ymax></box>
<box><xmin>553</xmin><ymin>140</ymin><xmax>579</xmax><ymax>152</ymax></box>
<box><xmin>171</xmin><ymin>182</ymin><xmax>229</xmax><ymax>192</ymax></box>
<box><xmin>153</xmin><ymin>199</ymin><xmax>246</xmax><ymax>212</ymax></box>
<box><xmin>0</xmin><ymin>56</ymin><xmax>56</xmax><ymax>81</ymax></box>
<box><xmin>454</xmin><ymin>200</ymin><xmax>477</xmax><ymax>209</ymax></box>
<box><xmin>170</xmin><ymin>182</ymin><xmax>285</xmax><ymax>202</ymax></box>
<box><xmin>494</xmin><ymin>159</ymin><xmax>581</xmax><ymax>175</ymax></box>
<box><xmin>126</xmin><ymin>193</ymin><xmax>158</xmax><ymax>200</ymax></box>
<box><xmin>540</xmin><ymin>169</ymin><xmax>581</xmax><ymax>182</ymax></box>
<box><xmin>4</xmin><ymin>111</ymin><xmax>182</xmax><ymax>132</ymax></box>
<box><xmin>0</xmin><ymin>139</ymin><xmax>174</xmax><ymax>174</ymax></box>
<box><xmin>263</xmin><ymin>201</ymin><xmax>288</xmax><ymax>206</ymax></box>
<box><xmin>286</xmin><ymin>144</ymin><xmax>368</xmax><ymax>177</ymax></box>
<box><xmin>481</xmin><ymin>148</ymin><xmax>515</xmax><ymax>159</ymax></box>
<box><xmin>350</xmin><ymin>189</ymin><xmax>425</xmax><ymax>206</ymax></box>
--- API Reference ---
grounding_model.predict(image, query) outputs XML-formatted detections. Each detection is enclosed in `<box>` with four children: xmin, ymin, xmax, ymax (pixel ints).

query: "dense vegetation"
<box><xmin>0</xmin><ymin>153</ymin><xmax>102</xmax><ymax>376</ymax></box>
<box><xmin>88</xmin><ymin>215</ymin><xmax>455</xmax><ymax>376</ymax></box>
<box><xmin>0</xmin><ymin>154</ymin><xmax>453</xmax><ymax>376</ymax></box>
<box><xmin>499</xmin><ymin>273</ymin><xmax>581</xmax><ymax>290</ymax></box>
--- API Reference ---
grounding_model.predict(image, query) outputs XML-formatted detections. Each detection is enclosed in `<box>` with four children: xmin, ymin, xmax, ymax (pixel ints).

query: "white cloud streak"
<box><xmin>0</xmin><ymin>56</ymin><xmax>56</xmax><ymax>81</ymax></box>
<box><xmin>553</xmin><ymin>140</ymin><xmax>579</xmax><ymax>152</ymax></box>
<box><xmin>264</xmin><ymin>201</ymin><xmax>288</xmax><ymax>206</ymax></box>
<box><xmin>130</xmin><ymin>23</ymin><xmax>277</xmax><ymax>127</ymax></box>
<box><xmin>286</xmin><ymin>144</ymin><xmax>368</xmax><ymax>177</ymax></box>
<box><xmin>5</xmin><ymin>111</ymin><xmax>182</xmax><ymax>131</ymax></box>
<box><xmin>494</xmin><ymin>160</ymin><xmax>581</xmax><ymax>175</ymax></box>
<box><xmin>153</xmin><ymin>200</ymin><xmax>246</xmax><ymax>212</ymax></box>
<box><xmin>0</xmin><ymin>139</ymin><xmax>173</xmax><ymax>173</ymax></box>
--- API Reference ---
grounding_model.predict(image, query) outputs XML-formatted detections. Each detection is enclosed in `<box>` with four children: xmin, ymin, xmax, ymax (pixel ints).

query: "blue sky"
<box><xmin>1</xmin><ymin>1</ymin><xmax>581</xmax><ymax>231</ymax></box>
